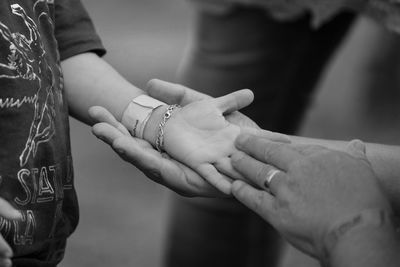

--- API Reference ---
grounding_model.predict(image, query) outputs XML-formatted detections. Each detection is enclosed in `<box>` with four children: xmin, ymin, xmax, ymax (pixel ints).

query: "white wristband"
<box><xmin>121</xmin><ymin>95</ymin><xmax>166</xmax><ymax>138</ymax></box>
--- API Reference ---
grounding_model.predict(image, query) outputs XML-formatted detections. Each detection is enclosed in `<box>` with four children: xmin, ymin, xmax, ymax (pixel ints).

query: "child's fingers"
<box><xmin>0</xmin><ymin>198</ymin><xmax>21</xmax><ymax>221</ymax></box>
<box><xmin>112</xmin><ymin>137</ymin><xmax>224</xmax><ymax>197</ymax></box>
<box><xmin>214</xmin><ymin>89</ymin><xmax>254</xmax><ymax>114</ymax></box>
<box><xmin>213</xmin><ymin>158</ymin><xmax>245</xmax><ymax>181</ymax></box>
<box><xmin>241</xmin><ymin>127</ymin><xmax>291</xmax><ymax>143</ymax></box>
<box><xmin>92</xmin><ymin>122</ymin><xmax>125</xmax><ymax>146</ymax></box>
<box><xmin>0</xmin><ymin>234</ymin><xmax>12</xmax><ymax>260</ymax></box>
<box><xmin>196</xmin><ymin>164</ymin><xmax>233</xmax><ymax>195</ymax></box>
<box><xmin>146</xmin><ymin>79</ymin><xmax>211</xmax><ymax>105</ymax></box>
<box><xmin>0</xmin><ymin>257</ymin><xmax>12</xmax><ymax>267</ymax></box>
<box><xmin>88</xmin><ymin>106</ymin><xmax>130</xmax><ymax>135</ymax></box>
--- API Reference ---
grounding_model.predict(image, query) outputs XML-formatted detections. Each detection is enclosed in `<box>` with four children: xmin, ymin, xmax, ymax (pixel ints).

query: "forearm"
<box><xmin>61</xmin><ymin>52</ymin><xmax>144</xmax><ymax>125</ymax></box>
<box><xmin>290</xmin><ymin>136</ymin><xmax>400</xmax><ymax>213</ymax></box>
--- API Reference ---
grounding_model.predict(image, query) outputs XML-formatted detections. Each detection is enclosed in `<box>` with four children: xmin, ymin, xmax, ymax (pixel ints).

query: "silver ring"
<box><xmin>264</xmin><ymin>169</ymin><xmax>281</xmax><ymax>188</ymax></box>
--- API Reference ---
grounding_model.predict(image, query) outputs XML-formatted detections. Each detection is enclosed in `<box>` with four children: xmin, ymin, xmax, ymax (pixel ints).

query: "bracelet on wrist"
<box><xmin>155</xmin><ymin>104</ymin><xmax>181</xmax><ymax>152</ymax></box>
<box><xmin>121</xmin><ymin>94</ymin><xmax>166</xmax><ymax>138</ymax></box>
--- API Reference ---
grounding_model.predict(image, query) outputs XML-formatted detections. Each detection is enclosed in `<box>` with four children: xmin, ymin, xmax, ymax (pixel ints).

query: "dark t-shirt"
<box><xmin>0</xmin><ymin>0</ymin><xmax>105</xmax><ymax>266</ymax></box>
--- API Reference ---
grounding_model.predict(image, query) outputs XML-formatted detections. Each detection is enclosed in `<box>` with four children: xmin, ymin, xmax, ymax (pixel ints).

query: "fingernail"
<box><xmin>351</xmin><ymin>139</ymin><xmax>366</xmax><ymax>151</ymax></box>
<box><xmin>231</xmin><ymin>180</ymin><xmax>245</xmax><ymax>194</ymax></box>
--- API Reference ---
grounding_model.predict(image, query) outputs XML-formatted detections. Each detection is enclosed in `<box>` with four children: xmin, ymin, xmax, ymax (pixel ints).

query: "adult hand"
<box><xmin>231</xmin><ymin>135</ymin><xmax>392</xmax><ymax>258</ymax></box>
<box><xmin>145</xmin><ymin>80</ymin><xmax>290</xmax><ymax>194</ymax></box>
<box><xmin>148</xmin><ymin>89</ymin><xmax>255</xmax><ymax>194</ymax></box>
<box><xmin>89</xmin><ymin>80</ymin><xmax>288</xmax><ymax>197</ymax></box>
<box><xmin>0</xmin><ymin>197</ymin><xmax>22</xmax><ymax>267</ymax></box>
<box><xmin>89</xmin><ymin>106</ymin><xmax>222</xmax><ymax>197</ymax></box>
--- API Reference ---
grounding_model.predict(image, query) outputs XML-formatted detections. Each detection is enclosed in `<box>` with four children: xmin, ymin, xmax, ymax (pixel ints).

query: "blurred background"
<box><xmin>60</xmin><ymin>0</ymin><xmax>400</xmax><ymax>266</ymax></box>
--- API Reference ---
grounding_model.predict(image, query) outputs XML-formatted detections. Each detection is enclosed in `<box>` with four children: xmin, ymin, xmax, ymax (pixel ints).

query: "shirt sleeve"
<box><xmin>54</xmin><ymin>0</ymin><xmax>106</xmax><ymax>61</ymax></box>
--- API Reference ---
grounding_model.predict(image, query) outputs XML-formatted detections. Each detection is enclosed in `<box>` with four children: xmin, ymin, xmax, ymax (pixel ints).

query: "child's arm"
<box><xmin>61</xmin><ymin>52</ymin><xmax>142</xmax><ymax>125</ymax></box>
<box><xmin>92</xmin><ymin>91</ymin><xmax>255</xmax><ymax>194</ymax></box>
<box><xmin>61</xmin><ymin>52</ymin><xmax>251</xmax><ymax>195</ymax></box>
<box><xmin>61</xmin><ymin>53</ymin><xmax>219</xmax><ymax>197</ymax></box>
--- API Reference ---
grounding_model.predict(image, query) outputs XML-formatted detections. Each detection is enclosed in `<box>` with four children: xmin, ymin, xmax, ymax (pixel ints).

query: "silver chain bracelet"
<box><xmin>155</xmin><ymin>104</ymin><xmax>181</xmax><ymax>152</ymax></box>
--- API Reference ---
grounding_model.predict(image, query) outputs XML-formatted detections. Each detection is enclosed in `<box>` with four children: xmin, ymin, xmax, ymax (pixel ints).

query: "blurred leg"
<box><xmin>358</xmin><ymin>19</ymin><xmax>400</xmax><ymax>121</ymax></box>
<box><xmin>164</xmin><ymin>6</ymin><xmax>355</xmax><ymax>267</ymax></box>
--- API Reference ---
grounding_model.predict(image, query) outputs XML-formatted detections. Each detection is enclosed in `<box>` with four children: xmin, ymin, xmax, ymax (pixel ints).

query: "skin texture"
<box><xmin>92</xmin><ymin>89</ymin><xmax>261</xmax><ymax>194</ymax></box>
<box><xmin>90</xmin><ymin>78</ymin><xmax>400</xmax><ymax>207</ymax></box>
<box><xmin>230</xmin><ymin>136</ymin><xmax>399</xmax><ymax>266</ymax></box>
<box><xmin>89</xmin><ymin>79</ymin><xmax>289</xmax><ymax>197</ymax></box>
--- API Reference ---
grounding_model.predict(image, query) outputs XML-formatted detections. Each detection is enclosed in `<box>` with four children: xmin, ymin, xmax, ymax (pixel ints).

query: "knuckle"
<box><xmin>252</xmin><ymin>192</ymin><xmax>266</xmax><ymax>212</ymax></box>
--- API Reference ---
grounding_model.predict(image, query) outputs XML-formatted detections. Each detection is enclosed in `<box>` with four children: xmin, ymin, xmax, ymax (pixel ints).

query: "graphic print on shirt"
<box><xmin>0</xmin><ymin>2</ymin><xmax>62</xmax><ymax>167</ymax></box>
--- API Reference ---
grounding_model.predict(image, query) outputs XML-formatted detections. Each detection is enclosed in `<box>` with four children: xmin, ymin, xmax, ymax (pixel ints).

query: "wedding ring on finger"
<box><xmin>264</xmin><ymin>169</ymin><xmax>281</xmax><ymax>189</ymax></box>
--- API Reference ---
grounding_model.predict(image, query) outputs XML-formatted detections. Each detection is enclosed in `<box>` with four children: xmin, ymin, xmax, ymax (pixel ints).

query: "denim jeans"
<box><xmin>164</xmin><ymin>6</ymin><xmax>355</xmax><ymax>267</ymax></box>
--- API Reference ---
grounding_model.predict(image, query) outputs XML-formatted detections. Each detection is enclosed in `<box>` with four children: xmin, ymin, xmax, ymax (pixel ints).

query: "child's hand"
<box><xmin>89</xmin><ymin>107</ymin><xmax>225</xmax><ymax>198</ymax></box>
<box><xmin>144</xmin><ymin>89</ymin><xmax>254</xmax><ymax>194</ymax></box>
<box><xmin>0</xmin><ymin>198</ymin><xmax>22</xmax><ymax>267</ymax></box>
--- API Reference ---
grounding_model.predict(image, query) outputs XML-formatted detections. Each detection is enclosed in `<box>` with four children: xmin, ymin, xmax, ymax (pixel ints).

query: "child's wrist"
<box><xmin>143</xmin><ymin>105</ymin><xmax>169</xmax><ymax>147</ymax></box>
<box><xmin>121</xmin><ymin>94</ymin><xmax>166</xmax><ymax>139</ymax></box>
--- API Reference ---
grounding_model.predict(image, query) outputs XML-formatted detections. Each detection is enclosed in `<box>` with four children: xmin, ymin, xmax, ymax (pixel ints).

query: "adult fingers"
<box><xmin>146</xmin><ymin>79</ymin><xmax>211</xmax><ymax>105</ymax></box>
<box><xmin>88</xmin><ymin>106</ymin><xmax>130</xmax><ymax>135</ymax></box>
<box><xmin>232</xmin><ymin>181</ymin><xmax>275</xmax><ymax>222</ymax></box>
<box><xmin>92</xmin><ymin>122</ymin><xmax>125</xmax><ymax>146</ymax></box>
<box><xmin>235</xmin><ymin>134</ymin><xmax>301</xmax><ymax>171</ymax></box>
<box><xmin>213</xmin><ymin>89</ymin><xmax>254</xmax><ymax>114</ymax></box>
<box><xmin>241</xmin><ymin>127</ymin><xmax>291</xmax><ymax>143</ymax></box>
<box><xmin>213</xmin><ymin>157</ymin><xmax>245</xmax><ymax>181</ymax></box>
<box><xmin>196</xmin><ymin>164</ymin><xmax>233</xmax><ymax>195</ymax></box>
<box><xmin>0</xmin><ymin>198</ymin><xmax>22</xmax><ymax>221</ymax></box>
<box><xmin>112</xmin><ymin>136</ymin><xmax>223</xmax><ymax>197</ymax></box>
<box><xmin>170</xmin><ymin>160</ymin><xmax>225</xmax><ymax>198</ymax></box>
<box><xmin>231</xmin><ymin>152</ymin><xmax>287</xmax><ymax>196</ymax></box>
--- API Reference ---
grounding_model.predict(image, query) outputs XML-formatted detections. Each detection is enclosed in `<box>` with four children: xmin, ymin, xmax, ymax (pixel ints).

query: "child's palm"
<box><xmin>164</xmin><ymin>90</ymin><xmax>253</xmax><ymax>194</ymax></box>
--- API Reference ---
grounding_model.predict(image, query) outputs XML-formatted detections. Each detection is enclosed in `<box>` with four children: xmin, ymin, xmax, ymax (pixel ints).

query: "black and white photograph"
<box><xmin>0</xmin><ymin>0</ymin><xmax>399</xmax><ymax>266</ymax></box>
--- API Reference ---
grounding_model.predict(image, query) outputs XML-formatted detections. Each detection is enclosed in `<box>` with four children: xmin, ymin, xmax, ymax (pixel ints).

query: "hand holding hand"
<box><xmin>90</xmin><ymin>79</ymin><xmax>289</xmax><ymax>197</ymax></box>
<box><xmin>231</xmin><ymin>135</ymin><xmax>391</xmax><ymax>258</ymax></box>
<box><xmin>144</xmin><ymin>79</ymin><xmax>289</xmax><ymax>194</ymax></box>
<box><xmin>90</xmin><ymin>88</ymin><xmax>254</xmax><ymax>196</ymax></box>
<box><xmin>149</xmin><ymin>89</ymin><xmax>254</xmax><ymax>194</ymax></box>
<box><xmin>89</xmin><ymin>106</ymin><xmax>222</xmax><ymax>197</ymax></box>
